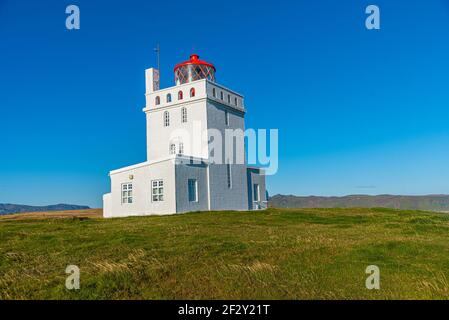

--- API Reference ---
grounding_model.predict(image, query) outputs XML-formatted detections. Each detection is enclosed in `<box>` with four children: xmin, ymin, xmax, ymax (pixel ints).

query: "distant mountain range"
<box><xmin>0</xmin><ymin>204</ymin><xmax>90</xmax><ymax>215</ymax></box>
<box><xmin>3</xmin><ymin>195</ymin><xmax>449</xmax><ymax>215</ymax></box>
<box><xmin>269</xmin><ymin>194</ymin><xmax>449</xmax><ymax>212</ymax></box>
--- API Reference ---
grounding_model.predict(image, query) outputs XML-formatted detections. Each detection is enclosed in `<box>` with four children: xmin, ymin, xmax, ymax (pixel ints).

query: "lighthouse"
<box><xmin>103</xmin><ymin>54</ymin><xmax>266</xmax><ymax>217</ymax></box>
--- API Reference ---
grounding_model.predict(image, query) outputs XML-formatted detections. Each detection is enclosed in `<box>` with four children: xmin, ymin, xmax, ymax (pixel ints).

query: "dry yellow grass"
<box><xmin>0</xmin><ymin>209</ymin><xmax>103</xmax><ymax>221</ymax></box>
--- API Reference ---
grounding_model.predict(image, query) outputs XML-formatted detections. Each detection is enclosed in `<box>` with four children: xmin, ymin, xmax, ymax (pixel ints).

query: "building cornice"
<box><xmin>109</xmin><ymin>155</ymin><xmax>211</xmax><ymax>175</ymax></box>
<box><xmin>142</xmin><ymin>97</ymin><xmax>246</xmax><ymax>114</ymax></box>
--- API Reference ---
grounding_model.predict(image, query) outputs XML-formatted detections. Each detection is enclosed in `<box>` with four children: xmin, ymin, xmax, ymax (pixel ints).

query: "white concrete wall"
<box><xmin>205</xmin><ymin>81</ymin><xmax>245</xmax><ymax>112</ymax></box>
<box><xmin>175</xmin><ymin>161</ymin><xmax>209</xmax><ymax>213</ymax></box>
<box><xmin>208</xmin><ymin>164</ymin><xmax>249</xmax><ymax>211</ymax></box>
<box><xmin>205</xmin><ymin>100</ymin><xmax>249</xmax><ymax>211</ymax></box>
<box><xmin>103</xmin><ymin>193</ymin><xmax>112</xmax><ymax>217</ymax></box>
<box><xmin>105</xmin><ymin>160</ymin><xmax>177</xmax><ymax>218</ymax></box>
<box><xmin>145</xmin><ymin>68</ymin><xmax>160</xmax><ymax>93</ymax></box>
<box><xmin>144</xmin><ymin>80</ymin><xmax>209</xmax><ymax>162</ymax></box>
<box><xmin>143</xmin><ymin>79</ymin><xmax>246</xmax><ymax>163</ymax></box>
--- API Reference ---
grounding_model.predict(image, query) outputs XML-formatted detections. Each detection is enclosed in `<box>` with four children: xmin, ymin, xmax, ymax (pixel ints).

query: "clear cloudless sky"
<box><xmin>1</xmin><ymin>0</ymin><xmax>449</xmax><ymax>208</ymax></box>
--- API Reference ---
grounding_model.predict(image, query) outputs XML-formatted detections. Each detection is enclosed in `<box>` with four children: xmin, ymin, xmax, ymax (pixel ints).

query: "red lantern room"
<box><xmin>174</xmin><ymin>54</ymin><xmax>216</xmax><ymax>85</ymax></box>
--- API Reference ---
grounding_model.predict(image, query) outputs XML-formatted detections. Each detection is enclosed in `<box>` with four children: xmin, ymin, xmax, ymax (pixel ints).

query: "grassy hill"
<box><xmin>1</xmin><ymin>208</ymin><xmax>449</xmax><ymax>299</ymax></box>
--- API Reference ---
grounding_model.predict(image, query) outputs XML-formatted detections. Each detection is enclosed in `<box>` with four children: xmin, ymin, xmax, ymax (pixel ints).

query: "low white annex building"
<box><xmin>103</xmin><ymin>54</ymin><xmax>266</xmax><ymax>218</ymax></box>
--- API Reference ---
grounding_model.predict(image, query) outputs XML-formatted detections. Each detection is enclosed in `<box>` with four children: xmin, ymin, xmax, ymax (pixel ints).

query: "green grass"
<box><xmin>1</xmin><ymin>207</ymin><xmax>449</xmax><ymax>299</ymax></box>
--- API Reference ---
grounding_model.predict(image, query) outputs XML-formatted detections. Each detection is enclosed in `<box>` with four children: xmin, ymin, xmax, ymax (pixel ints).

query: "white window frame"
<box><xmin>121</xmin><ymin>183</ymin><xmax>133</xmax><ymax>204</ymax></box>
<box><xmin>151</xmin><ymin>180</ymin><xmax>164</xmax><ymax>202</ymax></box>
<box><xmin>178</xmin><ymin>142</ymin><xmax>184</xmax><ymax>155</ymax></box>
<box><xmin>164</xmin><ymin>111</ymin><xmax>170</xmax><ymax>127</ymax></box>
<box><xmin>188</xmin><ymin>179</ymin><xmax>198</xmax><ymax>202</ymax></box>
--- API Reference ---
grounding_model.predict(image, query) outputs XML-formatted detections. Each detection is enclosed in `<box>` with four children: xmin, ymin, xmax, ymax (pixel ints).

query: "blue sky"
<box><xmin>1</xmin><ymin>0</ymin><xmax>449</xmax><ymax>207</ymax></box>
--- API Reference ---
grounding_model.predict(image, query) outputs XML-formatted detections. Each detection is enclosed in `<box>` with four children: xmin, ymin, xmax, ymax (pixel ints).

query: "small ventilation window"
<box><xmin>226</xmin><ymin>164</ymin><xmax>232</xmax><ymax>189</ymax></box>
<box><xmin>164</xmin><ymin>111</ymin><xmax>170</xmax><ymax>127</ymax></box>
<box><xmin>178</xmin><ymin>142</ymin><xmax>184</xmax><ymax>155</ymax></box>
<box><xmin>181</xmin><ymin>107</ymin><xmax>187</xmax><ymax>123</ymax></box>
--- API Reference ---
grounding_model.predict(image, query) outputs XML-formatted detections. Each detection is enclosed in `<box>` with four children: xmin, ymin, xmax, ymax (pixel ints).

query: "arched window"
<box><xmin>164</xmin><ymin>111</ymin><xmax>170</xmax><ymax>127</ymax></box>
<box><xmin>166</xmin><ymin>93</ymin><xmax>172</xmax><ymax>103</ymax></box>
<box><xmin>169</xmin><ymin>143</ymin><xmax>176</xmax><ymax>155</ymax></box>
<box><xmin>190</xmin><ymin>87</ymin><xmax>195</xmax><ymax>97</ymax></box>
<box><xmin>178</xmin><ymin>91</ymin><xmax>183</xmax><ymax>100</ymax></box>
<box><xmin>234</xmin><ymin>97</ymin><xmax>238</xmax><ymax>106</ymax></box>
<box><xmin>227</xmin><ymin>94</ymin><xmax>231</xmax><ymax>104</ymax></box>
<box><xmin>155</xmin><ymin>96</ymin><xmax>160</xmax><ymax>105</ymax></box>
<box><xmin>181</xmin><ymin>107</ymin><xmax>187</xmax><ymax>123</ymax></box>
<box><xmin>212</xmin><ymin>88</ymin><xmax>216</xmax><ymax>98</ymax></box>
<box><xmin>220</xmin><ymin>91</ymin><xmax>224</xmax><ymax>100</ymax></box>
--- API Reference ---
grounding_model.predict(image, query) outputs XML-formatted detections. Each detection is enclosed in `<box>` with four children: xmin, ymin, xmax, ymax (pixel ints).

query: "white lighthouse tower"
<box><xmin>103</xmin><ymin>54</ymin><xmax>266</xmax><ymax>218</ymax></box>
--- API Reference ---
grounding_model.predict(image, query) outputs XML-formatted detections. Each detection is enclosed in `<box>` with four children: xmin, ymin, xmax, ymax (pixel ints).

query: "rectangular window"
<box><xmin>151</xmin><ymin>180</ymin><xmax>164</xmax><ymax>202</ymax></box>
<box><xmin>121</xmin><ymin>183</ymin><xmax>133</xmax><ymax>204</ymax></box>
<box><xmin>188</xmin><ymin>179</ymin><xmax>198</xmax><ymax>202</ymax></box>
<box><xmin>253</xmin><ymin>184</ymin><xmax>260</xmax><ymax>202</ymax></box>
<box><xmin>178</xmin><ymin>142</ymin><xmax>184</xmax><ymax>155</ymax></box>
<box><xmin>181</xmin><ymin>107</ymin><xmax>187</xmax><ymax>123</ymax></box>
<box><xmin>170</xmin><ymin>144</ymin><xmax>176</xmax><ymax>155</ymax></box>
<box><xmin>225</xmin><ymin>110</ymin><xmax>229</xmax><ymax>126</ymax></box>
<box><xmin>164</xmin><ymin>111</ymin><xmax>170</xmax><ymax>127</ymax></box>
<box><xmin>226</xmin><ymin>164</ymin><xmax>232</xmax><ymax>189</ymax></box>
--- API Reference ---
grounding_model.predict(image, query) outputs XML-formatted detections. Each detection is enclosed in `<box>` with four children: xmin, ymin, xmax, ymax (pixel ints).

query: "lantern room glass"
<box><xmin>174</xmin><ymin>54</ymin><xmax>216</xmax><ymax>85</ymax></box>
<box><xmin>175</xmin><ymin>64</ymin><xmax>216</xmax><ymax>85</ymax></box>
